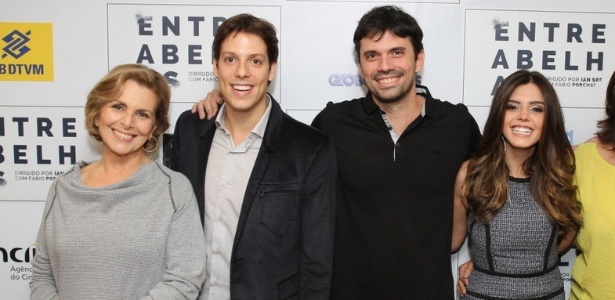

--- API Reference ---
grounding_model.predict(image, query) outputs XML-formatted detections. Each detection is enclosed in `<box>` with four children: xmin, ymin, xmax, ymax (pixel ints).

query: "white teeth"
<box><xmin>233</xmin><ymin>85</ymin><xmax>251</xmax><ymax>91</ymax></box>
<box><xmin>512</xmin><ymin>127</ymin><xmax>533</xmax><ymax>134</ymax></box>
<box><xmin>114</xmin><ymin>130</ymin><xmax>133</xmax><ymax>140</ymax></box>
<box><xmin>378</xmin><ymin>78</ymin><xmax>396</xmax><ymax>84</ymax></box>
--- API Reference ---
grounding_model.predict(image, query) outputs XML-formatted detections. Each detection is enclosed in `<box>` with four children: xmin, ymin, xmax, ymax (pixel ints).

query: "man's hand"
<box><xmin>191</xmin><ymin>89</ymin><xmax>224</xmax><ymax>120</ymax></box>
<box><xmin>457</xmin><ymin>260</ymin><xmax>473</xmax><ymax>298</ymax></box>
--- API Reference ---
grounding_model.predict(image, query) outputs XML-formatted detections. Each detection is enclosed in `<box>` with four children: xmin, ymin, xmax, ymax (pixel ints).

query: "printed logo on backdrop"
<box><xmin>1</xmin><ymin>243</ymin><xmax>35</xmax><ymax>282</ymax></box>
<box><xmin>0</xmin><ymin>23</ymin><xmax>53</xmax><ymax>81</ymax></box>
<box><xmin>558</xmin><ymin>255</ymin><xmax>572</xmax><ymax>284</ymax></box>
<box><xmin>329</xmin><ymin>74</ymin><xmax>364</xmax><ymax>87</ymax></box>
<box><xmin>559</xmin><ymin>249</ymin><xmax>576</xmax><ymax>287</ymax></box>
<box><xmin>463</xmin><ymin>10</ymin><xmax>613</xmax><ymax>108</ymax></box>
<box><xmin>328</xmin><ymin>74</ymin><xmax>422</xmax><ymax>87</ymax></box>
<box><xmin>2</xmin><ymin>30</ymin><xmax>30</xmax><ymax>59</ymax></box>
<box><xmin>0</xmin><ymin>107</ymin><xmax>98</xmax><ymax>201</ymax></box>
<box><xmin>0</xmin><ymin>115</ymin><xmax>75</xmax><ymax>182</ymax></box>
<box><xmin>107</xmin><ymin>4</ymin><xmax>281</xmax><ymax>103</ymax></box>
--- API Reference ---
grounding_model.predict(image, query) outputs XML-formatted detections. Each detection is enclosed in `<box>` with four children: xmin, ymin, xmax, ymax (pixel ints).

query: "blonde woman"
<box><xmin>30</xmin><ymin>64</ymin><xmax>206</xmax><ymax>299</ymax></box>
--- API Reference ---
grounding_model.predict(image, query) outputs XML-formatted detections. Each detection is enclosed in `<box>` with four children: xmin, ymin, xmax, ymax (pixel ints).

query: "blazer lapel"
<box><xmin>233</xmin><ymin>96</ymin><xmax>285</xmax><ymax>247</ymax></box>
<box><xmin>196</xmin><ymin>119</ymin><xmax>217</xmax><ymax>226</ymax></box>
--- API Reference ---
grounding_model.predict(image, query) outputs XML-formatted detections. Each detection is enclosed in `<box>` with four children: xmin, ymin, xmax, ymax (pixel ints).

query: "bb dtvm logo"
<box><xmin>0</xmin><ymin>22</ymin><xmax>53</xmax><ymax>81</ymax></box>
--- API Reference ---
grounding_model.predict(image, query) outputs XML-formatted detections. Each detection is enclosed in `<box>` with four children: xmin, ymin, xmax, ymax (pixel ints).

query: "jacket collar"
<box><xmin>200</xmin><ymin>93</ymin><xmax>284</xmax><ymax>152</ymax></box>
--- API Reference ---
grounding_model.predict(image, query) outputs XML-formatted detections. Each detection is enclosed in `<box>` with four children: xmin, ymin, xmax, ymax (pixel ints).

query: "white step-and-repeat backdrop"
<box><xmin>1</xmin><ymin>0</ymin><xmax>613</xmax><ymax>298</ymax></box>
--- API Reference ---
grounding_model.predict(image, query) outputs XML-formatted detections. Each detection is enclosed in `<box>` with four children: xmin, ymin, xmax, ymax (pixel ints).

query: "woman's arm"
<box><xmin>557</xmin><ymin>226</ymin><xmax>578</xmax><ymax>254</ymax></box>
<box><xmin>30</xmin><ymin>182</ymin><xmax>60</xmax><ymax>300</ymax></box>
<box><xmin>452</xmin><ymin>161</ymin><xmax>470</xmax><ymax>253</ymax></box>
<box><xmin>142</xmin><ymin>176</ymin><xmax>207</xmax><ymax>300</ymax></box>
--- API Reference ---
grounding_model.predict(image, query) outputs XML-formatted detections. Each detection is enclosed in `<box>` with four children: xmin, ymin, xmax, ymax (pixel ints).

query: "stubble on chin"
<box><xmin>365</xmin><ymin>72</ymin><xmax>416</xmax><ymax>104</ymax></box>
<box><xmin>367</xmin><ymin>83</ymin><xmax>414</xmax><ymax>104</ymax></box>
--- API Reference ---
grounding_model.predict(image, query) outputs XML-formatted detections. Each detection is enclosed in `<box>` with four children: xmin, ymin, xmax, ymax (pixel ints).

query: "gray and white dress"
<box><xmin>465</xmin><ymin>177</ymin><xmax>564</xmax><ymax>299</ymax></box>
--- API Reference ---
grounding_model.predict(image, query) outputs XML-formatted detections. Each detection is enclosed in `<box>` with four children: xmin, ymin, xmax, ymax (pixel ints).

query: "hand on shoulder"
<box><xmin>191</xmin><ymin>89</ymin><xmax>224</xmax><ymax>120</ymax></box>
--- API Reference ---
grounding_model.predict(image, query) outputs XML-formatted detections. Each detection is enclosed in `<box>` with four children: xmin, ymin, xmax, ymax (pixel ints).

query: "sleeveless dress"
<box><xmin>466</xmin><ymin>177</ymin><xmax>564</xmax><ymax>299</ymax></box>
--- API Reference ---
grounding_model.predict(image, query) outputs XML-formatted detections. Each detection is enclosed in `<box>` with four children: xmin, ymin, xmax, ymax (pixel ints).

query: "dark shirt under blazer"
<box><xmin>170</xmin><ymin>96</ymin><xmax>336</xmax><ymax>300</ymax></box>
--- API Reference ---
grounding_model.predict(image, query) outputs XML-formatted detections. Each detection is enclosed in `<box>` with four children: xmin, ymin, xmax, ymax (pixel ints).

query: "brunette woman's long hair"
<box><xmin>596</xmin><ymin>70</ymin><xmax>615</xmax><ymax>149</ymax></box>
<box><xmin>463</xmin><ymin>70</ymin><xmax>581</xmax><ymax>235</ymax></box>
